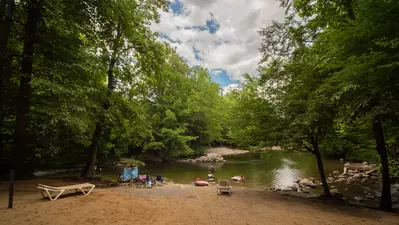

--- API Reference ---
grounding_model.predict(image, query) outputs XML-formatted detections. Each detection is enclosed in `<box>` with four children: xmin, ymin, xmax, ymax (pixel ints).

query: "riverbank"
<box><xmin>1</xmin><ymin>179</ymin><xmax>398</xmax><ymax>225</ymax></box>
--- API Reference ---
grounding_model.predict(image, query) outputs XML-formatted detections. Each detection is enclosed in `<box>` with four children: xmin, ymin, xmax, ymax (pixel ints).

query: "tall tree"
<box><xmin>81</xmin><ymin>0</ymin><xmax>169</xmax><ymax>177</ymax></box>
<box><xmin>12</xmin><ymin>0</ymin><xmax>43</xmax><ymax>175</ymax></box>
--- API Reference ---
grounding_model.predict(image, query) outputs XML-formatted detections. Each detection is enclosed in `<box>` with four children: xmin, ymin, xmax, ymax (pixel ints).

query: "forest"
<box><xmin>1</xmin><ymin>0</ymin><xmax>399</xmax><ymax>211</ymax></box>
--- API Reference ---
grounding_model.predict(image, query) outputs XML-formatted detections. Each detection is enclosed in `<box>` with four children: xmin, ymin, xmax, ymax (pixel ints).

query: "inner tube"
<box><xmin>195</xmin><ymin>180</ymin><xmax>209</xmax><ymax>186</ymax></box>
<box><xmin>232</xmin><ymin>176</ymin><xmax>244</xmax><ymax>182</ymax></box>
<box><xmin>231</xmin><ymin>176</ymin><xmax>241</xmax><ymax>181</ymax></box>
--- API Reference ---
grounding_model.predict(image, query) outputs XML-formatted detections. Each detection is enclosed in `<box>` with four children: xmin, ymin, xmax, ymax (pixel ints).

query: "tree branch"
<box><xmin>304</xmin><ymin>144</ymin><xmax>315</xmax><ymax>154</ymax></box>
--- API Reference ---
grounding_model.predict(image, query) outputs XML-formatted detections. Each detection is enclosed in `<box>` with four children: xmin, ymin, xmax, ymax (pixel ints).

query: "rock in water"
<box><xmin>347</xmin><ymin>177</ymin><xmax>355</xmax><ymax>184</ymax></box>
<box><xmin>333</xmin><ymin>170</ymin><xmax>340</xmax><ymax>175</ymax></box>
<box><xmin>299</xmin><ymin>178</ymin><xmax>317</xmax><ymax>188</ymax></box>
<box><xmin>362</xmin><ymin>161</ymin><xmax>368</xmax><ymax>165</ymax></box>
<box><xmin>354</xmin><ymin>197</ymin><xmax>365</xmax><ymax>202</ymax></box>
<box><xmin>353</xmin><ymin>173</ymin><xmax>362</xmax><ymax>178</ymax></box>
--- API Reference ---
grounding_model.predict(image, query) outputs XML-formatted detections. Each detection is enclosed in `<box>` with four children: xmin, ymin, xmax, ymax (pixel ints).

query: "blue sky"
<box><xmin>168</xmin><ymin>0</ymin><xmax>240</xmax><ymax>88</ymax></box>
<box><xmin>151</xmin><ymin>0</ymin><xmax>284</xmax><ymax>89</ymax></box>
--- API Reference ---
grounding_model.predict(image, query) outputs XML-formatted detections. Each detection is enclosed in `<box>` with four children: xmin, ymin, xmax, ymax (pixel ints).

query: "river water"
<box><xmin>135</xmin><ymin>151</ymin><xmax>343</xmax><ymax>188</ymax></box>
<box><xmin>35</xmin><ymin>151</ymin><xmax>381</xmax><ymax>199</ymax></box>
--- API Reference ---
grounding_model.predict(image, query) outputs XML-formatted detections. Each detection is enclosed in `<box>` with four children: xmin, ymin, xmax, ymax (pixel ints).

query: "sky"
<box><xmin>150</xmin><ymin>0</ymin><xmax>284</xmax><ymax>93</ymax></box>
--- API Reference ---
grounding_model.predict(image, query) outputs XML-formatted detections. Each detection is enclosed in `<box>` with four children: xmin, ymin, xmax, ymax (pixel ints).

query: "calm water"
<box><xmin>105</xmin><ymin>151</ymin><xmax>344</xmax><ymax>188</ymax></box>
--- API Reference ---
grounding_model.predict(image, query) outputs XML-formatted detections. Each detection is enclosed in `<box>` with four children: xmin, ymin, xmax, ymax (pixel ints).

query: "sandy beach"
<box><xmin>0</xmin><ymin>179</ymin><xmax>398</xmax><ymax>225</ymax></box>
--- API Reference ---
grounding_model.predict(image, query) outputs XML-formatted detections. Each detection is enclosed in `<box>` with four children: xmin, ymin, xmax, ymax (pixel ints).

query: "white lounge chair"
<box><xmin>38</xmin><ymin>183</ymin><xmax>95</xmax><ymax>201</ymax></box>
<box><xmin>217</xmin><ymin>179</ymin><xmax>232</xmax><ymax>195</ymax></box>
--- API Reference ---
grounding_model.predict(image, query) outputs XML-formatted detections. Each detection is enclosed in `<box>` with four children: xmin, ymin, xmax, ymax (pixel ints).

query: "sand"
<box><xmin>0</xmin><ymin>179</ymin><xmax>398</xmax><ymax>225</ymax></box>
<box><xmin>205</xmin><ymin>147</ymin><xmax>249</xmax><ymax>156</ymax></box>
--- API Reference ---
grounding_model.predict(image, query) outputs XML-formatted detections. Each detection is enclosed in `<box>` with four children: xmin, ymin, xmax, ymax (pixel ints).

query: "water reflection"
<box><xmin>272</xmin><ymin>158</ymin><xmax>301</xmax><ymax>188</ymax></box>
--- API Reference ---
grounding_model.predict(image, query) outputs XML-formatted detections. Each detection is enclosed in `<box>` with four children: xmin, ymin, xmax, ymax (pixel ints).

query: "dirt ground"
<box><xmin>0</xmin><ymin>179</ymin><xmax>398</xmax><ymax>225</ymax></box>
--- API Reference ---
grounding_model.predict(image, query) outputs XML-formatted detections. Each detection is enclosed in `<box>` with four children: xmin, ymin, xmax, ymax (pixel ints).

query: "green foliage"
<box><xmin>388</xmin><ymin>158</ymin><xmax>399</xmax><ymax>177</ymax></box>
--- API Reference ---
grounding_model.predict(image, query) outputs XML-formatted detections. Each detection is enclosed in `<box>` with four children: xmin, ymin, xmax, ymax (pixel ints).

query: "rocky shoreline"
<box><xmin>268</xmin><ymin>161</ymin><xmax>399</xmax><ymax>208</ymax></box>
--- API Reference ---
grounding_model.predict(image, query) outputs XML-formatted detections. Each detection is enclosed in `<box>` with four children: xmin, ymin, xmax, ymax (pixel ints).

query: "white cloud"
<box><xmin>222</xmin><ymin>83</ymin><xmax>240</xmax><ymax>95</ymax></box>
<box><xmin>150</xmin><ymin>0</ymin><xmax>284</xmax><ymax>82</ymax></box>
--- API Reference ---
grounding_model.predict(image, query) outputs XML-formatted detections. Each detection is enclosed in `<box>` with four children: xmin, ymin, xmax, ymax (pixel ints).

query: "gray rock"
<box><xmin>362</xmin><ymin>161</ymin><xmax>368</xmax><ymax>165</ymax></box>
<box><xmin>328</xmin><ymin>176</ymin><xmax>334</xmax><ymax>180</ymax></box>
<box><xmin>344</xmin><ymin>162</ymin><xmax>350</xmax><ymax>167</ymax></box>
<box><xmin>361</xmin><ymin>178</ymin><xmax>368</xmax><ymax>183</ymax></box>
<box><xmin>354</xmin><ymin>197</ymin><xmax>365</xmax><ymax>202</ymax></box>
<box><xmin>281</xmin><ymin>187</ymin><xmax>293</xmax><ymax>192</ymax></box>
<box><xmin>347</xmin><ymin>177</ymin><xmax>355</xmax><ymax>183</ymax></box>
<box><xmin>336</xmin><ymin>178</ymin><xmax>346</xmax><ymax>183</ymax></box>
<box><xmin>366</xmin><ymin>195</ymin><xmax>375</xmax><ymax>199</ymax></box>
<box><xmin>340</xmin><ymin>158</ymin><xmax>344</xmax><ymax>162</ymax></box>
<box><xmin>353</xmin><ymin>173</ymin><xmax>362</xmax><ymax>178</ymax></box>
<box><xmin>370</xmin><ymin>176</ymin><xmax>379</xmax><ymax>179</ymax></box>
<box><xmin>333</xmin><ymin>170</ymin><xmax>340</xmax><ymax>175</ymax></box>
<box><xmin>338</xmin><ymin>175</ymin><xmax>346</xmax><ymax>178</ymax></box>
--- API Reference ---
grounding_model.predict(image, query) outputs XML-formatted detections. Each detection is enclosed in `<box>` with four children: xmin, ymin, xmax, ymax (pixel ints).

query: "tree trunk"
<box><xmin>0</xmin><ymin>0</ymin><xmax>15</xmax><ymax>168</ymax></box>
<box><xmin>11</xmin><ymin>0</ymin><xmax>42</xmax><ymax>175</ymax></box>
<box><xmin>81</xmin><ymin>121</ymin><xmax>103</xmax><ymax>177</ymax></box>
<box><xmin>81</xmin><ymin>23</ymin><xmax>122</xmax><ymax>177</ymax></box>
<box><xmin>312</xmin><ymin>142</ymin><xmax>331</xmax><ymax>197</ymax></box>
<box><xmin>372</xmin><ymin>116</ymin><xmax>392</xmax><ymax>211</ymax></box>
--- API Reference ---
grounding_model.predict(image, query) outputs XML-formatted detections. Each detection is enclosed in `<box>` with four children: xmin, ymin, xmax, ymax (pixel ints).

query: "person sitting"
<box><xmin>146</xmin><ymin>174</ymin><xmax>151</xmax><ymax>187</ymax></box>
<box><xmin>210</xmin><ymin>165</ymin><xmax>215</xmax><ymax>173</ymax></box>
<box><xmin>156</xmin><ymin>175</ymin><xmax>165</xmax><ymax>183</ymax></box>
